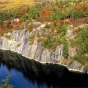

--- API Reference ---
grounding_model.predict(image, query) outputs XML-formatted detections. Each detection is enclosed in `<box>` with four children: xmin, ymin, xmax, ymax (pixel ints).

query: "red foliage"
<box><xmin>53</xmin><ymin>20</ymin><xmax>58</xmax><ymax>28</ymax></box>
<box><xmin>21</xmin><ymin>9</ymin><xmax>27</xmax><ymax>14</ymax></box>
<box><xmin>1</xmin><ymin>29</ymin><xmax>5</xmax><ymax>33</ymax></box>
<box><xmin>0</xmin><ymin>24</ymin><xmax>5</xmax><ymax>33</ymax></box>
<box><xmin>18</xmin><ymin>19</ymin><xmax>23</xmax><ymax>25</ymax></box>
<box><xmin>12</xmin><ymin>18</ymin><xmax>23</xmax><ymax>26</ymax></box>
<box><xmin>40</xmin><ymin>8</ymin><xmax>51</xmax><ymax>16</ymax></box>
<box><xmin>60</xmin><ymin>20</ymin><xmax>65</xmax><ymax>25</ymax></box>
<box><xmin>13</xmin><ymin>22</ymin><xmax>18</xmax><ymax>25</ymax></box>
<box><xmin>73</xmin><ymin>2</ymin><xmax>87</xmax><ymax>13</ymax></box>
<box><xmin>0</xmin><ymin>24</ymin><xmax>5</xmax><ymax>30</ymax></box>
<box><xmin>59</xmin><ymin>6</ymin><xmax>65</xmax><ymax>10</ymax></box>
<box><xmin>9</xmin><ymin>24</ymin><xmax>13</xmax><ymax>29</ymax></box>
<box><xmin>40</xmin><ymin>7</ymin><xmax>51</xmax><ymax>22</ymax></box>
<box><xmin>60</xmin><ymin>19</ymin><xmax>70</xmax><ymax>25</ymax></box>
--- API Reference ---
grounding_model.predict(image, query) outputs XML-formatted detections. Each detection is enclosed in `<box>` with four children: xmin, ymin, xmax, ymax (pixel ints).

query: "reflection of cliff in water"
<box><xmin>0</xmin><ymin>49</ymin><xmax>88</xmax><ymax>87</ymax></box>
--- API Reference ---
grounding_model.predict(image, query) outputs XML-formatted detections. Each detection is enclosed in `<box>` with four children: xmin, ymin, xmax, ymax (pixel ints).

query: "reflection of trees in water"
<box><xmin>0</xmin><ymin>49</ymin><xmax>88</xmax><ymax>87</ymax></box>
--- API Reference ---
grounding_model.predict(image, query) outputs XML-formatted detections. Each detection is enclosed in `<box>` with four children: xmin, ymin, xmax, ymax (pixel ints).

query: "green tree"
<box><xmin>62</xmin><ymin>24</ymin><xmax>67</xmax><ymax>35</ymax></box>
<box><xmin>73</xmin><ymin>53</ymin><xmax>86</xmax><ymax>65</ymax></box>
<box><xmin>63</xmin><ymin>41</ymin><xmax>69</xmax><ymax>58</ymax></box>
<box><xmin>76</xmin><ymin>27</ymin><xmax>88</xmax><ymax>54</ymax></box>
<box><xmin>74</xmin><ymin>27</ymin><xmax>88</xmax><ymax>64</ymax></box>
<box><xmin>42</xmin><ymin>34</ymin><xmax>51</xmax><ymax>49</ymax></box>
<box><xmin>0</xmin><ymin>76</ymin><xmax>13</xmax><ymax>88</ymax></box>
<box><xmin>4</xmin><ymin>20</ymin><xmax>10</xmax><ymax>31</ymax></box>
<box><xmin>0</xmin><ymin>20</ymin><xmax>3</xmax><ymax>25</ymax></box>
<box><xmin>56</xmin><ymin>23</ymin><xmax>62</xmax><ymax>33</ymax></box>
<box><xmin>22</xmin><ymin>14</ymin><xmax>29</xmax><ymax>22</ymax></box>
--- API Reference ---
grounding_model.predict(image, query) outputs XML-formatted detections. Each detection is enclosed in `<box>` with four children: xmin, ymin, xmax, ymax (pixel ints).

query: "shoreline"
<box><xmin>0</xmin><ymin>48</ymin><xmax>85</xmax><ymax>74</ymax></box>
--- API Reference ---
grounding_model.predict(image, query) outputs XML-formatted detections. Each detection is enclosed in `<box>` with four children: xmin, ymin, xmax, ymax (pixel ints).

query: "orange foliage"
<box><xmin>13</xmin><ymin>22</ymin><xmax>18</xmax><ymax>25</ymax></box>
<box><xmin>73</xmin><ymin>2</ymin><xmax>88</xmax><ymax>13</ymax></box>
<box><xmin>21</xmin><ymin>9</ymin><xmax>28</xmax><ymax>14</ymax></box>
<box><xmin>40</xmin><ymin>9</ymin><xmax>51</xmax><ymax>16</ymax></box>
<box><xmin>0</xmin><ymin>24</ymin><xmax>5</xmax><ymax>33</ymax></box>
<box><xmin>40</xmin><ymin>7</ymin><xmax>51</xmax><ymax>22</ymax></box>
<box><xmin>9</xmin><ymin>24</ymin><xmax>13</xmax><ymax>29</ymax></box>
<box><xmin>60</xmin><ymin>19</ymin><xmax>70</xmax><ymax>25</ymax></box>
<box><xmin>53</xmin><ymin>20</ymin><xmax>58</xmax><ymax>28</ymax></box>
<box><xmin>18</xmin><ymin>19</ymin><xmax>23</xmax><ymax>25</ymax></box>
<box><xmin>59</xmin><ymin>6</ymin><xmax>65</xmax><ymax>10</ymax></box>
<box><xmin>0</xmin><ymin>24</ymin><xmax>5</xmax><ymax>30</ymax></box>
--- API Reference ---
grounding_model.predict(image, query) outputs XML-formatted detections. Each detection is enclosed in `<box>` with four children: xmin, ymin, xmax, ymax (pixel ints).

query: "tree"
<box><xmin>0</xmin><ymin>20</ymin><xmax>3</xmax><ymax>25</ymax></box>
<box><xmin>4</xmin><ymin>20</ymin><xmax>10</xmax><ymax>31</ymax></box>
<box><xmin>63</xmin><ymin>41</ymin><xmax>69</xmax><ymax>58</ymax></box>
<box><xmin>0</xmin><ymin>76</ymin><xmax>13</xmax><ymax>88</ymax></box>
<box><xmin>56</xmin><ymin>23</ymin><xmax>62</xmax><ymax>33</ymax></box>
<box><xmin>62</xmin><ymin>24</ymin><xmax>67</xmax><ymax>35</ymax></box>
<box><xmin>22</xmin><ymin>14</ymin><xmax>29</xmax><ymax>22</ymax></box>
<box><xmin>76</xmin><ymin>27</ymin><xmax>88</xmax><ymax>54</ymax></box>
<box><xmin>73</xmin><ymin>53</ymin><xmax>86</xmax><ymax>65</ymax></box>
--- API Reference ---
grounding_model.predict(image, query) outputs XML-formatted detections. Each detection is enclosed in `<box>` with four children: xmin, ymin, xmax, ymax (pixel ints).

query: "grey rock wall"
<box><xmin>0</xmin><ymin>29</ymin><xmax>63</xmax><ymax>64</ymax></box>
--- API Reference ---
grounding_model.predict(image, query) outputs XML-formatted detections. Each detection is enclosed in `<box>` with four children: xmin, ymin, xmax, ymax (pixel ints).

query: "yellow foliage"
<box><xmin>0</xmin><ymin>0</ymin><xmax>35</xmax><ymax>11</ymax></box>
<box><xmin>85</xmin><ymin>53</ymin><xmax>88</xmax><ymax>57</ymax></box>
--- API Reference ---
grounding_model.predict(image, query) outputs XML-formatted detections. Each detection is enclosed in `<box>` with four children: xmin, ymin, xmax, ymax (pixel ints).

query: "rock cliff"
<box><xmin>0</xmin><ymin>29</ymin><xmax>63</xmax><ymax>63</ymax></box>
<box><xmin>0</xmin><ymin>22</ymin><xmax>87</xmax><ymax>72</ymax></box>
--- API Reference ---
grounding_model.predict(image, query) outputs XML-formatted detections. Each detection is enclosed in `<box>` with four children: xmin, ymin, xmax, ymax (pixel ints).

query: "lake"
<box><xmin>0</xmin><ymin>50</ymin><xmax>88</xmax><ymax>88</ymax></box>
<box><xmin>0</xmin><ymin>64</ymin><xmax>47</xmax><ymax>88</ymax></box>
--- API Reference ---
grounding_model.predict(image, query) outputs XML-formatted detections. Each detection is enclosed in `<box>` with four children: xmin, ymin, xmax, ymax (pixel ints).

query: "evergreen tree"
<box><xmin>0</xmin><ymin>76</ymin><xmax>13</xmax><ymax>88</ymax></box>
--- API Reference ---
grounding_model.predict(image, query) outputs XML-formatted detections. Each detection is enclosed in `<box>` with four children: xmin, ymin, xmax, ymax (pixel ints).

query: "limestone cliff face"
<box><xmin>0</xmin><ymin>29</ymin><xmax>63</xmax><ymax>64</ymax></box>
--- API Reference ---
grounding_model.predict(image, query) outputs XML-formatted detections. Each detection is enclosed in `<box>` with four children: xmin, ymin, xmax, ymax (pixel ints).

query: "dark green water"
<box><xmin>0</xmin><ymin>49</ymin><xmax>88</xmax><ymax>88</ymax></box>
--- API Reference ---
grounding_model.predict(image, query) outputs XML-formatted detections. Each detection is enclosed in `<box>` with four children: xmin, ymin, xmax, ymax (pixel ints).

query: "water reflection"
<box><xmin>0</xmin><ymin>49</ymin><xmax>88</xmax><ymax>87</ymax></box>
